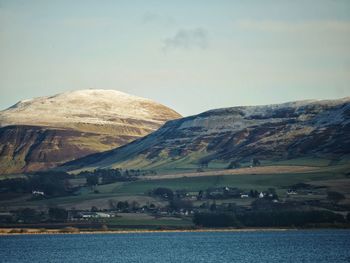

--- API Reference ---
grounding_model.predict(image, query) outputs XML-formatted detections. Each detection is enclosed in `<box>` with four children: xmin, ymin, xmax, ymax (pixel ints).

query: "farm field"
<box><xmin>1</xmin><ymin>160</ymin><xmax>349</xmax><ymax>211</ymax></box>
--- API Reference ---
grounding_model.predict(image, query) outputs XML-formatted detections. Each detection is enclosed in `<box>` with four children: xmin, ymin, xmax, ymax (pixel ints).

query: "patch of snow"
<box><xmin>178</xmin><ymin>97</ymin><xmax>350</xmax><ymax>134</ymax></box>
<box><xmin>0</xmin><ymin>89</ymin><xmax>181</xmax><ymax>128</ymax></box>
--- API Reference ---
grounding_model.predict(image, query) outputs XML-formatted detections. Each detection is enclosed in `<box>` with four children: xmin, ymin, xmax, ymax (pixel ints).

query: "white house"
<box><xmin>96</xmin><ymin>212</ymin><xmax>111</xmax><ymax>218</ymax></box>
<box><xmin>80</xmin><ymin>212</ymin><xmax>113</xmax><ymax>219</ymax></box>
<box><xmin>287</xmin><ymin>189</ymin><xmax>297</xmax><ymax>195</ymax></box>
<box><xmin>32</xmin><ymin>190</ymin><xmax>45</xmax><ymax>196</ymax></box>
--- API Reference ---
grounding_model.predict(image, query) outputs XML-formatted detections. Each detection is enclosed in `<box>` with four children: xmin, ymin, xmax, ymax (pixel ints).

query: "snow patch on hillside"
<box><xmin>0</xmin><ymin>89</ymin><xmax>181</xmax><ymax>128</ymax></box>
<box><xmin>178</xmin><ymin>97</ymin><xmax>350</xmax><ymax>134</ymax></box>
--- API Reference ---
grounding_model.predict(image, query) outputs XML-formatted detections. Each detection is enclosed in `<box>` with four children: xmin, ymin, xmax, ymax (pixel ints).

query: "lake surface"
<box><xmin>1</xmin><ymin>230</ymin><xmax>350</xmax><ymax>263</ymax></box>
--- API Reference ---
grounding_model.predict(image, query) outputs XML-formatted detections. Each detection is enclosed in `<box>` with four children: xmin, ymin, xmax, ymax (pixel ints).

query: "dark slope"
<box><xmin>62</xmin><ymin>98</ymin><xmax>350</xmax><ymax>172</ymax></box>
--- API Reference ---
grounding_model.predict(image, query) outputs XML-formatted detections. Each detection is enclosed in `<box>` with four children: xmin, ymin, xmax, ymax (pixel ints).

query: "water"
<box><xmin>1</xmin><ymin>230</ymin><xmax>349</xmax><ymax>263</ymax></box>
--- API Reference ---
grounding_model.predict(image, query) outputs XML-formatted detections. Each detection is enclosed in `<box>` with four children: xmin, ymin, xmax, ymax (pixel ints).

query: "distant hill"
<box><xmin>0</xmin><ymin>89</ymin><xmax>181</xmax><ymax>174</ymax></box>
<box><xmin>62</xmin><ymin>97</ymin><xmax>350</xmax><ymax>172</ymax></box>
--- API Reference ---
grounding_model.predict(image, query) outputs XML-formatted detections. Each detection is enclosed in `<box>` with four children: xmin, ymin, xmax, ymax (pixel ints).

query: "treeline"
<box><xmin>193</xmin><ymin>210</ymin><xmax>347</xmax><ymax>228</ymax></box>
<box><xmin>0</xmin><ymin>207</ymin><xmax>69</xmax><ymax>224</ymax></box>
<box><xmin>79</xmin><ymin>168</ymin><xmax>156</xmax><ymax>185</ymax></box>
<box><xmin>150</xmin><ymin>186</ymin><xmax>278</xmax><ymax>201</ymax></box>
<box><xmin>0</xmin><ymin>168</ymin><xmax>156</xmax><ymax>196</ymax></box>
<box><xmin>148</xmin><ymin>188</ymin><xmax>193</xmax><ymax>212</ymax></box>
<box><xmin>226</xmin><ymin>158</ymin><xmax>261</xmax><ymax>169</ymax></box>
<box><xmin>0</xmin><ymin>171</ymin><xmax>74</xmax><ymax>197</ymax></box>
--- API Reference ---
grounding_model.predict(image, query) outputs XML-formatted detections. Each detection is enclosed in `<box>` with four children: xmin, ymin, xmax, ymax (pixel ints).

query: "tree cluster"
<box><xmin>0</xmin><ymin>172</ymin><xmax>73</xmax><ymax>197</ymax></box>
<box><xmin>79</xmin><ymin>169</ymin><xmax>146</xmax><ymax>186</ymax></box>
<box><xmin>5</xmin><ymin>207</ymin><xmax>69</xmax><ymax>224</ymax></box>
<box><xmin>193</xmin><ymin>210</ymin><xmax>345</xmax><ymax>228</ymax></box>
<box><xmin>151</xmin><ymin>187</ymin><xmax>174</xmax><ymax>200</ymax></box>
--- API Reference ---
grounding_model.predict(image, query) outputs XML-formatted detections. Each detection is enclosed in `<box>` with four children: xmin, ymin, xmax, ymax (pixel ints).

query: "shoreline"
<box><xmin>1</xmin><ymin>227</ymin><xmax>348</xmax><ymax>236</ymax></box>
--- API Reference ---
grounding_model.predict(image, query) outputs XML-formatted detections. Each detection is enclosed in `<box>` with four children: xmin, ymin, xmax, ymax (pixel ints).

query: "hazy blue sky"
<box><xmin>1</xmin><ymin>0</ymin><xmax>349</xmax><ymax>116</ymax></box>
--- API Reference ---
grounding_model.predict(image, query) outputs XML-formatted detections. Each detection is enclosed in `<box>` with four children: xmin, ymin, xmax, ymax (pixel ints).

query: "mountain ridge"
<box><xmin>61</xmin><ymin>97</ymin><xmax>350</xmax><ymax>172</ymax></box>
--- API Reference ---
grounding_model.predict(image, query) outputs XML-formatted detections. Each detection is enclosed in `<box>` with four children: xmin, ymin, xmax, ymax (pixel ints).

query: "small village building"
<box><xmin>78</xmin><ymin>212</ymin><xmax>113</xmax><ymax>219</ymax></box>
<box><xmin>287</xmin><ymin>189</ymin><xmax>297</xmax><ymax>195</ymax></box>
<box><xmin>32</xmin><ymin>190</ymin><xmax>45</xmax><ymax>196</ymax></box>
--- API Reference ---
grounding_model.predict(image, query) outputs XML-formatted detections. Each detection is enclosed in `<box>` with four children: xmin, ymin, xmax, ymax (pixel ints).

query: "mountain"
<box><xmin>62</xmin><ymin>97</ymin><xmax>350</xmax><ymax>172</ymax></box>
<box><xmin>0</xmin><ymin>89</ymin><xmax>181</xmax><ymax>174</ymax></box>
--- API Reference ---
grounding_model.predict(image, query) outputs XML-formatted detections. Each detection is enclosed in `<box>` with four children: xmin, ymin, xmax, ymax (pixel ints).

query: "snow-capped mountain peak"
<box><xmin>0</xmin><ymin>89</ymin><xmax>181</xmax><ymax>128</ymax></box>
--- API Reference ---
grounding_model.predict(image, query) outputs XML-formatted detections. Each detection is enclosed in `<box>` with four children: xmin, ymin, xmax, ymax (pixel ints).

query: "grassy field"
<box><xmin>110</xmin><ymin>154</ymin><xmax>349</xmax><ymax>174</ymax></box>
<box><xmin>1</xmin><ymin>159</ymin><xmax>349</xmax><ymax>212</ymax></box>
<box><xmin>116</xmin><ymin>169</ymin><xmax>348</xmax><ymax>195</ymax></box>
<box><xmin>0</xmin><ymin>174</ymin><xmax>27</xmax><ymax>180</ymax></box>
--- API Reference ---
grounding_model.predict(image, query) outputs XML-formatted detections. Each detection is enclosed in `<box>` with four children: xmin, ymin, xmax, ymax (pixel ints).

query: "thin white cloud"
<box><xmin>162</xmin><ymin>28</ymin><xmax>208</xmax><ymax>51</ymax></box>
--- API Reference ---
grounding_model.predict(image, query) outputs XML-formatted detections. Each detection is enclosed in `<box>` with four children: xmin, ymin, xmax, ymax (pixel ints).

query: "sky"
<box><xmin>0</xmin><ymin>0</ymin><xmax>349</xmax><ymax>116</ymax></box>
